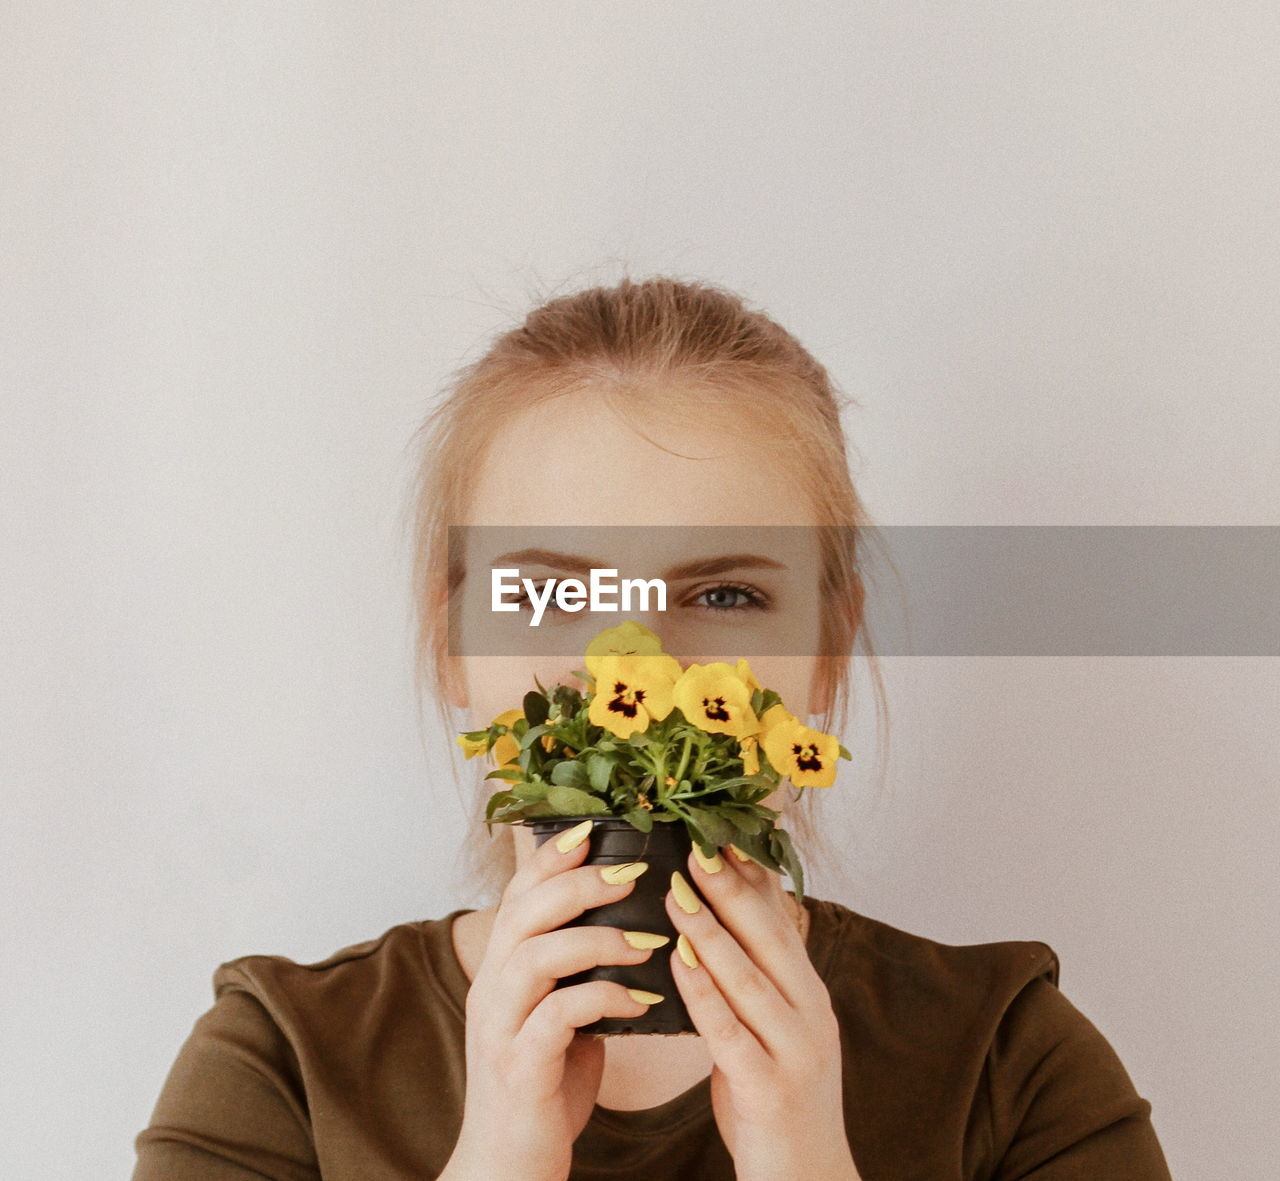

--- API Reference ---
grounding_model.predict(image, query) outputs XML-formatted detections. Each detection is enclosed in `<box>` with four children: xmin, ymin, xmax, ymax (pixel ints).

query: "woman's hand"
<box><xmin>666</xmin><ymin>846</ymin><xmax>863</xmax><ymax>1181</ymax></box>
<box><xmin>443</xmin><ymin>821</ymin><xmax>667</xmax><ymax>1181</ymax></box>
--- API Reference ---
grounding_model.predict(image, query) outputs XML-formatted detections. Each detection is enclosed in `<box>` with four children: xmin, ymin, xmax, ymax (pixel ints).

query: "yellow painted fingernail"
<box><xmin>676</xmin><ymin>932</ymin><xmax>700</xmax><ymax>969</ymax></box>
<box><xmin>727</xmin><ymin>844</ymin><xmax>752</xmax><ymax>862</ymax></box>
<box><xmin>670</xmin><ymin>870</ymin><xmax>701</xmax><ymax>914</ymax></box>
<box><xmin>600</xmin><ymin>861</ymin><xmax>648</xmax><ymax>885</ymax></box>
<box><xmin>626</xmin><ymin>988</ymin><xmax>664</xmax><ymax>1005</ymax></box>
<box><xmin>622</xmin><ymin>930</ymin><xmax>670</xmax><ymax>950</ymax></box>
<box><xmin>555</xmin><ymin>819</ymin><xmax>594</xmax><ymax>854</ymax></box>
<box><xmin>692</xmin><ymin>845</ymin><xmax>724</xmax><ymax>874</ymax></box>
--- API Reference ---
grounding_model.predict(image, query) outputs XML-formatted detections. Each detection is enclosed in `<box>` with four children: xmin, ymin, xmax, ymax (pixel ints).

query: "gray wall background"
<box><xmin>3</xmin><ymin>4</ymin><xmax>1277</xmax><ymax>1177</ymax></box>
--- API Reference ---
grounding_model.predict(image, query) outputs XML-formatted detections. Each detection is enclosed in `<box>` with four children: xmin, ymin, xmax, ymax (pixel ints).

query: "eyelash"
<box><xmin>689</xmin><ymin>581</ymin><xmax>771</xmax><ymax>613</ymax></box>
<box><xmin>511</xmin><ymin>581</ymin><xmax>772</xmax><ymax>613</ymax></box>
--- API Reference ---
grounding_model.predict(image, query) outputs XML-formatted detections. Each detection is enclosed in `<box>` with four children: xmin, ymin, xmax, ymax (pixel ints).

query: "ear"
<box><xmin>443</xmin><ymin>650</ymin><xmax>469</xmax><ymax>710</ymax></box>
<box><xmin>433</xmin><ymin>584</ymin><xmax>469</xmax><ymax>710</ymax></box>
<box><xmin>806</xmin><ymin>657</ymin><xmax>834</xmax><ymax>721</ymax></box>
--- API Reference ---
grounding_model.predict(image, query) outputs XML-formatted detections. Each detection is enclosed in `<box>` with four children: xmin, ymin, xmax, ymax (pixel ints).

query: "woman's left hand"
<box><xmin>666</xmin><ymin>846</ymin><xmax>863</xmax><ymax>1181</ymax></box>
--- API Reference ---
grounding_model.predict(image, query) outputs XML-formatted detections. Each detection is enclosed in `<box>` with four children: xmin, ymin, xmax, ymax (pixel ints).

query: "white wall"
<box><xmin>3</xmin><ymin>4</ymin><xmax>1277</xmax><ymax>1177</ymax></box>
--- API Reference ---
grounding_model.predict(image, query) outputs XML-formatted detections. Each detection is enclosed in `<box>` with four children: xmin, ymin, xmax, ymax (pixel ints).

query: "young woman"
<box><xmin>134</xmin><ymin>277</ymin><xmax>1172</xmax><ymax>1179</ymax></box>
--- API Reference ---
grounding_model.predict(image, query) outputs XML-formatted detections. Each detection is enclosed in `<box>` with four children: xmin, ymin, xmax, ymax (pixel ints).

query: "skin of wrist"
<box><xmin>732</xmin><ymin>1144</ymin><xmax>861</xmax><ymax>1181</ymax></box>
<box><xmin>729</xmin><ymin>1112</ymin><xmax>860</xmax><ymax>1181</ymax></box>
<box><xmin>443</xmin><ymin>1128</ymin><xmax>567</xmax><ymax>1181</ymax></box>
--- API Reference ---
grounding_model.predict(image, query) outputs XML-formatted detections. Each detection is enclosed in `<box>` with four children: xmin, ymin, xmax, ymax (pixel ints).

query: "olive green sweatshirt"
<box><xmin>133</xmin><ymin>896</ymin><xmax>1170</xmax><ymax>1179</ymax></box>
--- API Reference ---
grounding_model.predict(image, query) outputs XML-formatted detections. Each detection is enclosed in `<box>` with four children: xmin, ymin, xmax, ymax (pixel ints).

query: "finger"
<box><xmin>668</xmin><ymin>936</ymin><xmax>769</xmax><ymax>1077</ymax></box>
<box><xmin>487</xmin><ymin>852</ymin><xmax>650</xmax><ymax>968</ymax></box>
<box><xmin>706</xmin><ymin>842</ymin><xmax>794</xmax><ymax>916</ymax></box>
<box><xmin>722</xmin><ymin>844</ymin><xmax>794</xmax><ymax>915</ymax></box>
<box><xmin>725</xmin><ymin>842</ymin><xmax>772</xmax><ymax>885</ymax></box>
<box><xmin>681</xmin><ymin>851</ymin><xmax>814</xmax><ymax>1009</ymax></box>
<box><xmin>486</xmin><ymin>863</ymin><xmax>646</xmax><ymax>968</ymax></box>
<box><xmin>665</xmin><ymin>873</ymin><xmax>797</xmax><ymax>1058</ymax></box>
<box><xmin>511</xmin><ymin>980</ymin><xmax>660</xmax><ymax>1098</ymax></box>
<box><xmin>504</xmin><ymin>818</ymin><xmax>597</xmax><ymax>899</ymax></box>
<box><xmin>489</xmin><ymin>925</ymin><xmax>666</xmax><ymax>1043</ymax></box>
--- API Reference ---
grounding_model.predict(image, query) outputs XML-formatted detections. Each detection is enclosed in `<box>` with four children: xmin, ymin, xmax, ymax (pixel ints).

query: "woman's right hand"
<box><xmin>442</xmin><ymin>820</ymin><xmax>666</xmax><ymax>1181</ymax></box>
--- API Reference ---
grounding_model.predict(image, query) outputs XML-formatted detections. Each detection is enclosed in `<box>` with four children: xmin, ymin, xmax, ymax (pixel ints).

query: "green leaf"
<box><xmin>679</xmin><ymin>814</ymin><xmax>709</xmax><ymax>849</ymax></box>
<box><xmin>769</xmin><ymin>827</ymin><xmax>806</xmax><ymax>905</ymax></box>
<box><xmin>621</xmin><ymin>808</ymin><xmax>654</xmax><ymax>833</ymax></box>
<box><xmin>587</xmin><ymin>753</ymin><xmax>615</xmax><ymax>794</ymax></box>
<box><xmin>483</xmin><ymin>767</ymin><xmax>524</xmax><ymax>782</ymax></box>
<box><xmin>546</xmin><ymin>784</ymin><xmax>609</xmax><ymax>815</ymax></box>
<box><xmin>697</xmin><ymin>775</ymin><xmax>758</xmax><ymax>793</ymax></box>
<box><xmin>518</xmin><ymin>724</ymin><xmax>551</xmax><ymax>750</ymax></box>
<box><xmin>757</xmin><ymin>688</ymin><xmax>782</xmax><ymax>714</ymax></box>
<box><xmin>683</xmin><ymin>805</ymin><xmax>737</xmax><ymax>848</ymax></box>
<box><xmin>511</xmin><ymin>779</ymin><xmax>549</xmax><ymax>802</ymax></box>
<box><xmin>490</xmin><ymin>799</ymin><xmax>558</xmax><ymax>824</ymax></box>
<box><xmin>724</xmin><ymin>807</ymin><xmax>768</xmax><ymax>836</ymax></box>
<box><xmin>723</xmin><ymin>829</ymin><xmax>770</xmax><ymax>869</ymax></box>
<box><xmin>485</xmin><ymin>790</ymin><xmax>516</xmax><ymax>820</ymax></box>
<box><xmin>523</xmin><ymin>690</ymin><xmax>549</xmax><ymax>727</ymax></box>
<box><xmin>838</xmin><ymin>744</ymin><xmax>852</xmax><ymax>760</ymax></box>
<box><xmin>551</xmin><ymin>684</ymin><xmax>582</xmax><ymax>715</ymax></box>
<box><xmin>549</xmin><ymin>760</ymin><xmax>590</xmax><ymax>790</ymax></box>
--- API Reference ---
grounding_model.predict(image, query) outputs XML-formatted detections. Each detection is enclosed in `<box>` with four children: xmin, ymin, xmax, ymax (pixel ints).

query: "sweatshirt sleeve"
<box><xmin>132</xmin><ymin>985</ymin><xmax>320</xmax><ymax>1181</ymax></box>
<box><xmin>984</xmin><ymin>972</ymin><xmax>1171</xmax><ymax>1181</ymax></box>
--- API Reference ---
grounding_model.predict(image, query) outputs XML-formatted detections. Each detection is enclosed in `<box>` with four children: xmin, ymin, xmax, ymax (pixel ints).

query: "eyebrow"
<box><xmin>488</xmin><ymin>548</ymin><xmax>788</xmax><ymax>580</ymax></box>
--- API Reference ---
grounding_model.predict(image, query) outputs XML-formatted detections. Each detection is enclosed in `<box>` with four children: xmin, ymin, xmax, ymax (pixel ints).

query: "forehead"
<box><xmin>464</xmin><ymin>389</ymin><xmax>819</xmax><ymax>530</ymax></box>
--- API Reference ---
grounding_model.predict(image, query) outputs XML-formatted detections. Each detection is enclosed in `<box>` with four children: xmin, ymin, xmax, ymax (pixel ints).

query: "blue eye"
<box><xmin>691</xmin><ymin>583</ymin><xmax>770</xmax><ymax>612</ymax></box>
<box><xmin>513</xmin><ymin>583</ymin><xmax>561</xmax><ymax>612</ymax></box>
<box><xmin>511</xmin><ymin>581</ymin><xmax>771</xmax><ymax>614</ymax></box>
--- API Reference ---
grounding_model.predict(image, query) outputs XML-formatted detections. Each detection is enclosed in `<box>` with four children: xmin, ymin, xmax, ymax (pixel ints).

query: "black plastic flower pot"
<box><xmin>527</xmin><ymin>815</ymin><xmax>708</xmax><ymax>1036</ymax></box>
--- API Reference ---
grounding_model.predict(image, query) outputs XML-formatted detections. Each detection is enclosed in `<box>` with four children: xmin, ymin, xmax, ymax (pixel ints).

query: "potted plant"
<box><xmin>456</xmin><ymin>620</ymin><xmax>851</xmax><ymax>1034</ymax></box>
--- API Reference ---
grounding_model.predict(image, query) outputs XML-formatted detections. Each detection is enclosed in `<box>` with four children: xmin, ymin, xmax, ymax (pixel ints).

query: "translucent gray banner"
<box><xmin>446</xmin><ymin>526</ymin><xmax>1280</xmax><ymax>657</ymax></box>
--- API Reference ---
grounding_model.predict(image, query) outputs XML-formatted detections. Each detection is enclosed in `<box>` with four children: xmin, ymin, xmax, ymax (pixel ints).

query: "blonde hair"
<box><xmin>403</xmin><ymin>275</ymin><xmax>890</xmax><ymax>905</ymax></box>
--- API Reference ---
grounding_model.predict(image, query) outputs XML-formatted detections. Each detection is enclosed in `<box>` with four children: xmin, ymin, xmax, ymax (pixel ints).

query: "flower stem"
<box><xmin>667</xmin><ymin>785</ymin><xmax>725</xmax><ymax>801</ymax></box>
<box><xmin>672</xmin><ymin>734</ymin><xmax>693</xmax><ymax>787</ymax></box>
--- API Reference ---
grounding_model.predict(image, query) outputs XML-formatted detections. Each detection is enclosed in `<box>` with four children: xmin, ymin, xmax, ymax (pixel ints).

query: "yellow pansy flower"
<box><xmin>673</xmin><ymin>662</ymin><xmax>759</xmax><ymax>739</ymax></box>
<box><xmin>760</xmin><ymin>706</ymin><xmax>841</xmax><ymax>788</ymax></box>
<box><xmin>735</xmin><ymin>658</ymin><xmax>762</xmax><ymax>695</ymax></box>
<box><xmin>584</xmin><ymin>620</ymin><xmax>667</xmax><ymax>678</ymax></box>
<box><xmin>758</xmin><ymin>702</ymin><xmax>794</xmax><ymax>738</ymax></box>
<box><xmin>456</xmin><ymin>733</ymin><xmax>488</xmax><ymax>760</ymax></box>
<box><xmin>488</xmin><ymin>707</ymin><xmax>524</xmax><ymax>767</ymax></box>
<box><xmin>588</xmin><ymin>651</ymin><xmax>681</xmax><ymax>739</ymax></box>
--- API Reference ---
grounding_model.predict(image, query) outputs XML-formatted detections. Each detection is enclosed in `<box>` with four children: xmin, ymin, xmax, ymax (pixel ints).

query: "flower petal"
<box><xmin>584</xmin><ymin>620</ymin><xmax>667</xmax><ymax>677</ymax></box>
<box><xmin>672</xmin><ymin>662</ymin><xmax>759</xmax><ymax>738</ymax></box>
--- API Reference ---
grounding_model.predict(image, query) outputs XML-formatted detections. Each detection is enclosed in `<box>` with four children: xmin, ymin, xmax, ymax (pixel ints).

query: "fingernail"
<box><xmin>692</xmin><ymin>845</ymin><xmax>724</xmax><ymax>874</ymax></box>
<box><xmin>555</xmin><ymin>819</ymin><xmax>594</xmax><ymax>854</ymax></box>
<box><xmin>622</xmin><ymin>930</ymin><xmax>670</xmax><ymax>950</ymax></box>
<box><xmin>600</xmin><ymin>861</ymin><xmax>648</xmax><ymax>885</ymax></box>
<box><xmin>676</xmin><ymin>932</ymin><xmax>700</xmax><ymax>969</ymax></box>
<box><xmin>670</xmin><ymin>870</ymin><xmax>701</xmax><ymax>914</ymax></box>
<box><xmin>626</xmin><ymin>988</ymin><xmax>664</xmax><ymax>1006</ymax></box>
<box><xmin>727</xmin><ymin>844</ymin><xmax>752</xmax><ymax>863</ymax></box>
